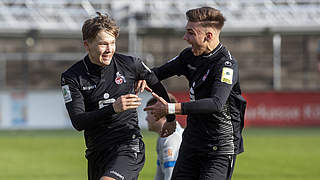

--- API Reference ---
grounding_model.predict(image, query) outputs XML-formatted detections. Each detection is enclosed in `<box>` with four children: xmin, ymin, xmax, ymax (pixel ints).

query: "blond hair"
<box><xmin>82</xmin><ymin>12</ymin><xmax>120</xmax><ymax>41</ymax></box>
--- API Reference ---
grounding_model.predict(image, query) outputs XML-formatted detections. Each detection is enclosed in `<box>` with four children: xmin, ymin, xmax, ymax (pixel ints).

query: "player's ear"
<box><xmin>83</xmin><ymin>40</ymin><xmax>89</xmax><ymax>51</ymax></box>
<box><xmin>206</xmin><ymin>32</ymin><xmax>213</xmax><ymax>40</ymax></box>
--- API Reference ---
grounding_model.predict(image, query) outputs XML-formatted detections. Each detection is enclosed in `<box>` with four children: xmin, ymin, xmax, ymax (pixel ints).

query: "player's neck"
<box><xmin>206</xmin><ymin>39</ymin><xmax>220</xmax><ymax>54</ymax></box>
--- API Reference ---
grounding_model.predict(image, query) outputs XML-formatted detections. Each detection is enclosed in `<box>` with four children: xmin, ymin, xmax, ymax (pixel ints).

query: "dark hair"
<box><xmin>82</xmin><ymin>12</ymin><xmax>120</xmax><ymax>41</ymax></box>
<box><xmin>146</xmin><ymin>93</ymin><xmax>177</xmax><ymax>107</ymax></box>
<box><xmin>186</xmin><ymin>7</ymin><xmax>226</xmax><ymax>30</ymax></box>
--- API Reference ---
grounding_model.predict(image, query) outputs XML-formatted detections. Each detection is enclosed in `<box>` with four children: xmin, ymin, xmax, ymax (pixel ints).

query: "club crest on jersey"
<box><xmin>115</xmin><ymin>72</ymin><xmax>126</xmax><ymax>85</ymax></box>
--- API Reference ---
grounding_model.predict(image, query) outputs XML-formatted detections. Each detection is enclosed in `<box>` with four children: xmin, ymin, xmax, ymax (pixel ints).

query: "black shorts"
<box><xmin>86</xmin><ymin>138</ymin><xmax>145</xmax><ymax>180</ymax></box>
<box><xmin>171</xmin><ymin>145</ymin><xmax>236</xmax><ymax>180</ymax></box>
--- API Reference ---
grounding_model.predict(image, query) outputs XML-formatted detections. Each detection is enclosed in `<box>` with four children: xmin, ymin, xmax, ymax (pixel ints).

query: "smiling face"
<box><xmin>183</xmin><ymin>21</ymin><xmax>209</xmax><ymax>56</ymax></box>
<box><xmin>84</xmin><ymin>30</ymin><xmax>116</xmax><ymax>66</ymax></box>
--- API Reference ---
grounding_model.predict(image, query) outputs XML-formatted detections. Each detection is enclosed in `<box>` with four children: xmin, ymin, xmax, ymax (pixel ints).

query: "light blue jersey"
<box><xmin>155</xmin><ymin>123</ymin><xmax>184</xmax><ymax>180</ymax></box>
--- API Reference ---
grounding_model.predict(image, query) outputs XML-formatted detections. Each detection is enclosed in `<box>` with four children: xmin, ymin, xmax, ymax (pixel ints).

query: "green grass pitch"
<box><xmin>0</xmin><ymin>128</ymin><xmax>319</xmax><ymax>180</ymax></box>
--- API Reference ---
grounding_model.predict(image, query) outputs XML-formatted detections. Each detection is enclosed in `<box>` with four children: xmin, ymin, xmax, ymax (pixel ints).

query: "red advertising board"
<box><xmin>243</xmin><ymin>92</ymin><xmax>320</xmax><ymax>127</ymax></box>
<box><xmin>171</xmin><ymin>91</ymin><xmax>320</xmax><ymax>127</ymax></box>
<box><xmin>170</xmin><ymin>92</ymin><xmax>189</xmax><ymax>128</ymax></box>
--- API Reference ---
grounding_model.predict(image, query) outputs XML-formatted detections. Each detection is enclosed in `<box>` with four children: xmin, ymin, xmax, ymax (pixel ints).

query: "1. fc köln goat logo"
<box><xmin>115</xmin><ymin>72</ymin><xmax>126</xmax><ymax>85</ymax></box>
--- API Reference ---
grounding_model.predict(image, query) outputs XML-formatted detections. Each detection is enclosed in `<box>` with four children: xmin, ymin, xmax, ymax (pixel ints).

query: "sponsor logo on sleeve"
<box><xmin>221</xmin><ymin>67</ymin><xmax>233</xmax><ymax>85</ymax></box>
<box><xmin>62</xmin><ymin>85</ymin><xmax>72</xmax><ymax>103</ymax></box>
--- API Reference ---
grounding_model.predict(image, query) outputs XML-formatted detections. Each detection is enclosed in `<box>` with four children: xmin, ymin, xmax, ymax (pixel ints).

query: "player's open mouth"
<box><xmin>102</xmin><ymin>54</ymin><xmax>111</xmax><ymax>60</ymax></box>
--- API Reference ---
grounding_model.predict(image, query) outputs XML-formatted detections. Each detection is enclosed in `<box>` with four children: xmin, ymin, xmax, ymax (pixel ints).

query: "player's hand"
<box><xmin>143</xmin><ymin>92</ymin><xmax>168</xmax><ymax>119</ymax></box>
<box><xmin>160</xmin><ymin>120</ymin><xmax>176</xmax><ymax>137</ymax></box>
<box><xmin>135</xmin><ymin>80</ymin><xmax>153</xmax><ymax>94</ymax></box>
<box><xmin>113</xmin><ymin>94</ymin><xmax>141</xmax><ymax>113</ymax></box>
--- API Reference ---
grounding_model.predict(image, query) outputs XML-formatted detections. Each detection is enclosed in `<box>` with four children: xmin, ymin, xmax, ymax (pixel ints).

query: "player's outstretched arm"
<box><xmin>144</xmin><ymin>92</ymin><xmax>182</xmax><ymax>119</ymax></box>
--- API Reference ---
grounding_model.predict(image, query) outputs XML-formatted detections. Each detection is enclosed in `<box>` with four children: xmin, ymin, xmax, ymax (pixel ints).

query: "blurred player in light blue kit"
<box><xmin>145</xmin><ymin>94</ymin><xmax>184</xmax><ymax>180</ymax></box>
